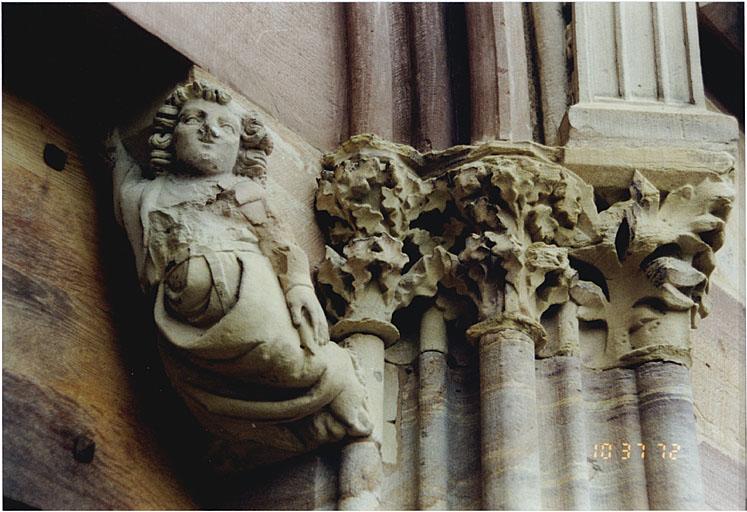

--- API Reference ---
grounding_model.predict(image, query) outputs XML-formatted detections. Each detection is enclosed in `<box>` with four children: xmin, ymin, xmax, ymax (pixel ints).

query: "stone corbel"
<box><xmin>106</xmin><ymin>79</ymin><xmax>378</xmax><ymax>476</ymax></box>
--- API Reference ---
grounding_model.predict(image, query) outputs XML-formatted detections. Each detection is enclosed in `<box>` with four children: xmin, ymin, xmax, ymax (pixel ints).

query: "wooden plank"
<box><xmin>2</xmin><ymin>90</ymin><xmax>199</xmax><ymax>509</ymax></box>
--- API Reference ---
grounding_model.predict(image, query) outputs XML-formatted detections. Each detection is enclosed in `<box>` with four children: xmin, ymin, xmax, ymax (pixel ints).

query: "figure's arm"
<box><xmin>236</xmin><ymin>186</ymin><xmax>329</xmax><ymax>349</ymax></box>
<box><xmin>105</xmin><ymin>130</ymin><xmax>151</xmax><ymax>284</ymax></box>
<box><xmin>106</xmin><ymin>130</ymin><xmax>146</xmax><ymax>227</ymax></box>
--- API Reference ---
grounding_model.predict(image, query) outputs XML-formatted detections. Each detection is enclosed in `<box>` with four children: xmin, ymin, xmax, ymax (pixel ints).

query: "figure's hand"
<box><xmin>286</xmin><ymin>285</ymin><xmax>330</xmax><ymax>350</ymax></box>
<box><xmin>104</xmin><ymin>128</ymin><xmax>125</xmax><ymax>170</ymax></box>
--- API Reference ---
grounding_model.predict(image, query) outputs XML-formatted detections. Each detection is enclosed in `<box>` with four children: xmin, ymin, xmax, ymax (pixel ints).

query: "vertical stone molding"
<box><xmin>636</xmin><ymin>361</ymin><xmax>705</xmax><ymax>509</ymax></box>
<box><xmin>344</xmin><ymin>3</ymin><xmax>458</xmax><ymax>151</ymax></box>
<box><xmin>530</xmin><ymin>2</ymin><xmax>571</xmax><ymax>146</ymax></box>
<box><xmin>345</xmin><ymin>3</ymin><xmax>394</xmax><ymax>140</ymax></box>
<box><xmin>563</xmin><ymin>2</ymin><xmax>737</xmax><ymax>153</ymax></box>
<box><xmin>409</xmin><ymin>3</ymin><xmax>455</xmax><ymax>152</ymax></box>
<box><xmin>572</xmin><ymin>3</ymin><xmax>703</xmax><ymax>104</ymax></box>
<box><xmin>535</xmin><ymin>356</ymin><xmax>591</xmax><ymax>509</ymax></box>
<box><xmin>465</xmin><ymin>2</ymin><xmax>532</xmax><ymax>143</ymax></box>
<box><xmin>417</xmin><ymin>305</ymin><xmax>449</xmax><ymax>510</ymax></box>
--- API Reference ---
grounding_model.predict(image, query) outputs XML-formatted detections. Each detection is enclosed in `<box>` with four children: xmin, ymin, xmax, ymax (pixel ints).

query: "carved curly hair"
<box><xmin>148</xmin><ymin>81</ymin><xmax>274</xmax><ymax>179</ymax></box>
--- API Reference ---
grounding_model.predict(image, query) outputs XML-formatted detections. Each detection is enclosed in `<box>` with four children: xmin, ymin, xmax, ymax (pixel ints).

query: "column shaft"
<box><xmin>338</xmin><ymin>333</ymin><xmax>385</xmax><ymax>510</ymax></box>
<box><xmin>345</xmin><ymin>3</ymin><xmax>394</xmax><ymax>139</ymax></box>
<box><xmin>636</xmin><ymin>361</ymin><xmax>705</xmax><ymax>510</ymax></box>
<box><xmin>536</xmin><ymin>356</ymin><xmax>590</xmax><ymax>510</ymax></box>
<box><xmin>417</xmin><ymin>307</ymin><xmax>449</xmax><ymax>509</ymax></box>
<box><xmin>479</xmin><ymin>329</ymin><xmax>540</xmax><ymax>510</ymax></box>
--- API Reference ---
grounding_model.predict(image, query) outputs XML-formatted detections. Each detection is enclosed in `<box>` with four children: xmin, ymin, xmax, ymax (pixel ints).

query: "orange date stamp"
<box><xmin>592</xmin><ymin>442</ymin><xmax>681</xmax><ymax>460</ymax></box>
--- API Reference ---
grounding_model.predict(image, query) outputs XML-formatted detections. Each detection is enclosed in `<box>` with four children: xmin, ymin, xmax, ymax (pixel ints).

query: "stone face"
<box><xmin>107</xmin><ymin>80</ymin><xmax>372</xmax><ymax>470</ymax></box>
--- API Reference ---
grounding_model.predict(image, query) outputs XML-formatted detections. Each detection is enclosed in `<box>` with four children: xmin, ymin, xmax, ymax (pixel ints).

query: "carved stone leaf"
<box><xmin>343</xmin><ymin>235</ymin><xmax>408</xmax><ymax>301</ymax></box>
<box><xmin>394</xmin><ymin>246</ymin><xmax>457</xmax><ymax>310</ymax></box>
<box><xmin>349</xmin><ymin>204</ymin><xmax>386</xmax><ymax>236</ymax></box>
<box><xmin>643</xmin><ymin>256</ymin><xmax>706</xmax><ymax>313</ymax></box>
<box><xmin>570</xmin><ymin>280</ymin><xmax>607</xmax><ymax>320</ymax></box>
<box><xmin>630</xmin><ymin>169</ymin><xmax>660</xmax><ymax>212</ymax></box>
<box><xmin>526</xmin><ymin>204</ymin><xmax>559</xmax><ymax>243</ymax></box>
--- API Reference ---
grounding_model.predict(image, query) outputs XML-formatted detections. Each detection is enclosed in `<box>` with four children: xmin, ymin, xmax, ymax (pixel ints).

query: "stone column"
<box><xmin>568</xmin><ymin>171</ymin><xmax>734</xmax><ymax>509</ymax></box>
<box><xmin>473</xmin><ymin>325</ymin><xmax>541</xmax><ymax>509</ymax></box>
<box><xmin>535</xmin><ymin>300</ymin><xmax>591</xmax><ymax>509</ymax></box>
<box><xmin>338</xmin><ymin>332</ymin><xmax>387</xmax><ymax>510</ymax></box>
<box><xmin>316</xmin><ymin>238</ymin><xmax>404</xmax><ymax>511</ymax></box>
<box><xmin>417</xmin><ymin>305</ymin><xmax>449</xmax><ymax>510</ymax></box>
<box><xmin>442</xmin><ymin>153</ymin><xmax>596</xmax><ymax>510</ymax></box>
<box><xmin>316</xmin><ymin>139</ymin><xmax>453</xmax><ymax>510</ymax></box>
<box><xmin>636</xmin><ymin>361</ymin><xmax>705</xmax><ymax>510</ymax></box>
<box><xmin>315</xmin><ymin>133</ymin><xmax>734</xmax><ymax>510</ymax></box>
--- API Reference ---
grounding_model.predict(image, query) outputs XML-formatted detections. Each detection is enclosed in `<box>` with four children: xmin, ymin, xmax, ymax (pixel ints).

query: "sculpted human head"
<box><xmin>149</xmin><ymin>81</ymin><xmax>273</xmax><ymax>179</ymax></box>
<box><xmin>173</xmin><ymin>98</ymin><xmax>242</xmax><ymax>176</ymax></box>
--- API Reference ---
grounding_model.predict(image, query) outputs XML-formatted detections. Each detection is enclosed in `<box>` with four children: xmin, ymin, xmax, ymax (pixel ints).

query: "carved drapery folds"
<box><xmin>315</xmin><ymin>134</ymin><xmax>734</xmax><ymax>510</ymax></box>
<box><xmin>107</xmin><ymin>81</ymin><xmax>373</xmax><ymax>472</ymax></box>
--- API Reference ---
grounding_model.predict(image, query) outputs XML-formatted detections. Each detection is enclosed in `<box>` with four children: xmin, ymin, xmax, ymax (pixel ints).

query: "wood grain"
<box><xmin>3</xmin><ymin>90</ymin><xmax>200</xmax><ymax>509</ymax></box>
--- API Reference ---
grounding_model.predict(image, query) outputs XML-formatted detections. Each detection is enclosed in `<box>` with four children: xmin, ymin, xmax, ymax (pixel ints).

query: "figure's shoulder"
<box><xmin>230</xmin><ymin>177</ymin><xmax>266</xmax><ymax>206</ymax></box>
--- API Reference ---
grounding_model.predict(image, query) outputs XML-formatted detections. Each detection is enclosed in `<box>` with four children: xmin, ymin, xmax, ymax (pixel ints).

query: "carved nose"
<box><xmin>199</xmin><ymin>123</ymin><xmax>220</xmax><ymax>140</ymax></box>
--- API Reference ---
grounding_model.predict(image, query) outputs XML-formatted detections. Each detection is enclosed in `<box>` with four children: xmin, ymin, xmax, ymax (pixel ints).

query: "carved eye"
<box><xmin>221</xmin><ymin>123</ymin><xmax>236</xmax><ymax>135</ymax></box>
<box><xmin>181</xmin><ymin>115</ymin><xmax>201</xmax><ymax>125</ymax></box>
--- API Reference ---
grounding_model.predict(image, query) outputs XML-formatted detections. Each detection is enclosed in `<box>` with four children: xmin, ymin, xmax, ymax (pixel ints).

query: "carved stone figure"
<box><xmin>106</xmin><ymin>81</ymin><xmax>371</xmax><ymax>468</ymax></box>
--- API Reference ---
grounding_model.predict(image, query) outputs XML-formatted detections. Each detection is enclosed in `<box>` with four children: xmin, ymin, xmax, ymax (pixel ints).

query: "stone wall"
<box><xmin>2</xmin><ymin>3</ymin><xmax>744</xmax><ymax>510</ymax></box>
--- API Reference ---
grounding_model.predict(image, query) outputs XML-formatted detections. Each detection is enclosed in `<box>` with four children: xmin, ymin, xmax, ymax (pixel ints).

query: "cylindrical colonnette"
<box><xmin>478</xmin><ymin>328</ymin><xmax>541</xmax><ymax>510</ymax></box>
<box><xmin>338</xmin><ymin>333</ymin><xmax>386</xmax><ymax>510</ymax></box>
<box><xmin>417</xmin><ymin>306</ymin><xmax>449</xmax><ymax>510</ymax></box>
<box><xmin>535</xmin><ymin>355</ymin><xmax>591</xmax><ymax>510</ymax></box>
<box><xmin>636</xmin><ymin>361</ymin><xmax>705</xmax><ymax>510</ymax></box>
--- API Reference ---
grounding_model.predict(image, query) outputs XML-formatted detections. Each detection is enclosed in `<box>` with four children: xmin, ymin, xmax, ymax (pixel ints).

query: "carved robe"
<box><xmin>112</xmin><ymin>155</ymin><xmax>371</xmax><ymax>461</ymax></box>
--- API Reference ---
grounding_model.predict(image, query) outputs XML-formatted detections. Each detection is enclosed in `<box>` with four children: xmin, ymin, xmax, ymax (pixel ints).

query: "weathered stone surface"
<box><xmin>316</xmin><ymin>133</ymin><xmax>736</xmax><ymax>511</ymax></box>
<box><xmin>107</xmin><ymin>80</ymin><xmax>372</xmax><ymax>469</ymax></box>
